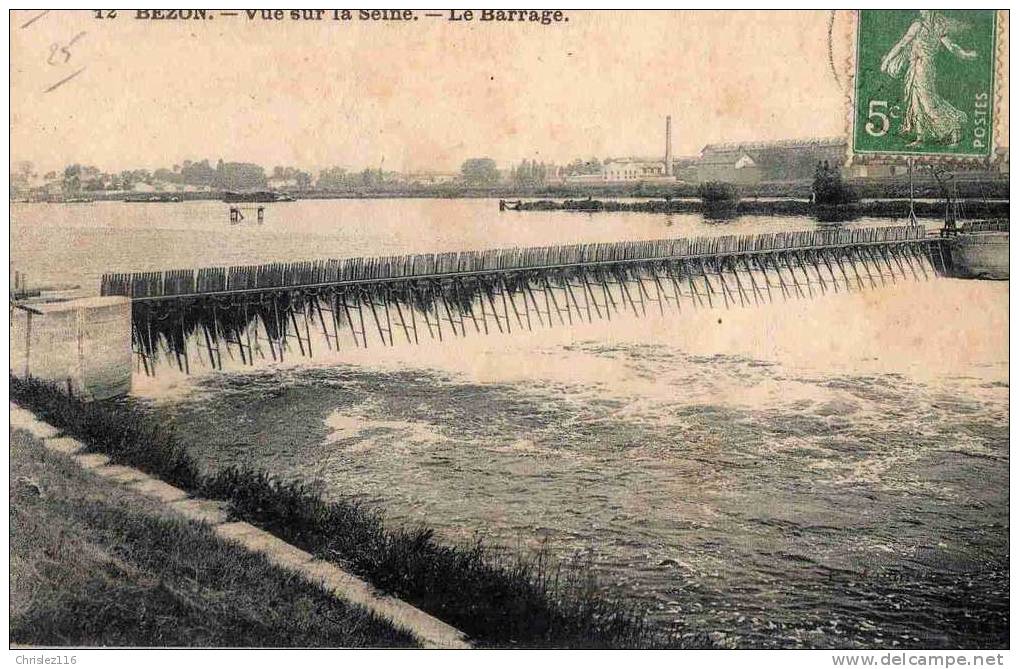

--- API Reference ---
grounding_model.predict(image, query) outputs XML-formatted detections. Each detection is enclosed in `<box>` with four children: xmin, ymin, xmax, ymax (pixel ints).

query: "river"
<box><xmin>10</xmin><ymin>199</ymin><xmax>1009</xmax><ymax>648</ymax></box>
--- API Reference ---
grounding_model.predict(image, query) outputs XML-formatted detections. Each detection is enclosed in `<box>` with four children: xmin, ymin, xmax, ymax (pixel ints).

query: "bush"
<box><xmin>696</xmin><ymin>181</ymin><xmax>741</xmax><ymax>204</ymax></box>
<box><xmin>812</xmin><ymin>163</ymin><xmax>859</xmax><ymax>206</ymax></box>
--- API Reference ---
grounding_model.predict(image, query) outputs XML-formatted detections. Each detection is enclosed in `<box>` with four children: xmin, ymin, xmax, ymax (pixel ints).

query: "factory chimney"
<box><xmin>664</xmin><ymin>115</ymin><xmax>673</xmax><ymax>178</ymax></box>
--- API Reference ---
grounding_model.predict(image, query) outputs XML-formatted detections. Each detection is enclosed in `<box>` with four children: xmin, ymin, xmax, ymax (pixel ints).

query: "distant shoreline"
<box><xmin>11</xmin><ymin>174</ymin><xmax>1010</xmax><ymax>204</ymax></box>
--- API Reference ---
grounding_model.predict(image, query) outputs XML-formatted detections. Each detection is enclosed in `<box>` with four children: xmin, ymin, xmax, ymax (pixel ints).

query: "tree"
<box><xmin>63</xmin><ymin>164</ymin><xmax>82</xmax><ymax>193</ymax></box>
<box><xmin>460</xmin><ymin>158</ymin><xmax>499</xmax><ymax>187</ymax></box>
<box><xmin>153</xmin><ymin>168</ymin><xmax>182</xmax><ymax>184</ymax></box>
<box><xmin>696</xmin><ymin>181</ymin><xmax>740</xmax><ymax>203</ymax></box>
<box><xmin>564</xmin><ymin>157</ymin><xmax>603</xmax><ymax>176</ymax></box>
<box><xmin>316</xmin><ymin>167</ymin><xmax>343</xmax><ymax>189</ymax></box>
<box><xmin>180</xmin><ymin>159</ymin><xmax>216</xmax><ymax>186</ymax></box>
<box><xmin>214</xmin><ymin>161</ymin><xmax>267</xmax><ymax>190</ymax></box>
<box><xmin>10</xmin><ymin>161</ymin><xmax>34</xmax><ymax>193</ymax></box>
<box><xmin>812</xmin><ymin>161</ymin><xmax>858</xmax><ymax>206</ymax></box>
<box><xmin>511</xmin><ymin>159</ymin><xmax>552</xmax><ymax>187</ymax></box>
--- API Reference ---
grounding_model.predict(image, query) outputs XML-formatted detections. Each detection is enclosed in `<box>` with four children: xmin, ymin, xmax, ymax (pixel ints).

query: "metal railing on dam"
<box><xmin>100</xmin><ymin>225</ymin><xmax>947</xmax><ymax>375</ymax></box>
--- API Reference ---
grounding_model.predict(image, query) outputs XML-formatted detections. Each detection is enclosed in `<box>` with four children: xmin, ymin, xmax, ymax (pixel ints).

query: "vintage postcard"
<box><xmin>7</xmin><ymin>8</ymin><xmax>1010</xmax><ymax>661</ymax></box>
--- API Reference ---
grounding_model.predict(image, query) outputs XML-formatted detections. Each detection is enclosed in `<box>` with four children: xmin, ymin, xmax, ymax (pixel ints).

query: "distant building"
<box><xmin>267</xmin><ymin>177</ymin><xmax>298</xmax><ymax>190</ymax></box>
<box><xmin>400</xmin><ymin>171</ymin><xmax>459</xmax><ymax>186</ymax></box>
<box><xmin>671</xmin><ymin>156</ymin><xmax>700</xmax><ymax>182</ymax></box>
<box><xmin>563</xmin><ymin>173</ymin><xmax>607</xmax><ymax>185</ymax></box>
<box><xmin>573</xmin><ymin>116</ymin><xmax>679</xmax><ymax>183</ymax></box>
<box><xmin>603</xmin><ymin>157</ymin><xmax>669</xmax><ymax>181</ymax></box>
<box><xmin>696</xmin><ymin>137</ymin><xmax>846</xmax><ymax>184</ymax></box>
<box><xmin>844</xmin><ymin>161</ymin><xmax>911</xmax><ymax>179</ymax></box>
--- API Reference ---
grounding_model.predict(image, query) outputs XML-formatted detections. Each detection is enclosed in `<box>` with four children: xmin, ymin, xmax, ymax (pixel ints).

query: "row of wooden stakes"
<box><xmin>128</xmin><ymin>237</ymin><xmax>945</xmax><ymax>375</ymax></box>
<box><xmin>103</xmin><ymin>225</ymin><xmax>929</xmax><ymax>299</ymax></box>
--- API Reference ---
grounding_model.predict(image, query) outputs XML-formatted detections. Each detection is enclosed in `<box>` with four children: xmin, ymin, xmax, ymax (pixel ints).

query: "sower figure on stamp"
<box><xmin>880</xmin><ymin>10</ymin><xmax>978</xmax><ymax>147</ymax></box>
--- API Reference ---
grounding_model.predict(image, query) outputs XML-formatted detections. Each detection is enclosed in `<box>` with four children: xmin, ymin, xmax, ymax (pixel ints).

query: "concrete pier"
<box><xmin>10</xmin><ymin>296</ymin><xmax>132</xmax><ymax>400</ymax></box>
<box><xmin>949</xmin><ymin>232</ymin><xmax>1009</xmax><ymax>280</ymax></box>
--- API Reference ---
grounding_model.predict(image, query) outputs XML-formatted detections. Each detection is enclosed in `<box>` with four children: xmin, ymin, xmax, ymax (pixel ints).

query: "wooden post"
<box><xmin>727</xmin><ymin>257</ymin><xmax>754</xmax><ymax>307</ymax></box>
<box><xmin>697</xmin><ymin>259</ymin><xmax>716</xmax><ymax>308</ymax></box>
<box><xmin>302</xmin><ymin>299</ymin><xmax>314</xmax><ymax>356</ymax></box>
<box><xmin>748</xmin><ymin>256</ymin><xmax>774</xmax><ymax>303</ymax></box>
<box><xmin>365</xmin><ymin>290</ymin><xmax>390</xmax><ymax>346</ymax></box>
<box><xmin>712</xmin><ymin>259</ymin><xmax>735</xmax><ymax>308</ymax></box>
<box><xmin>766</xmin><ymin>253</ymin><xmax>791</xmax><ymax>301</ymax></box>
<box><xmin>482</xmin><ymin>283</ymin><xmax>503</xmax><ymax>334</ymax></box>
<box><xmin>454</xmin><ymin>278</ymin><xmax>480</xmax><ymax>335</ymax></box>
<box><xmin>24</xmin><ymin>310</ymin><xmax>31</xmax><ymax>378</ymax></box>
<box><xmin>542</xmin><ymin>275</ymin><xmax>567</xmax><ymax>325</ymax></box>
<box><xmin>680</xmin><ymin>260</ymin><xmax>704</xmax><ymax>308</ymax></box>
<box><xmin>792</xmin><ymin>251</ymin><xmax>816</xmax><ymax>298</ymax></box>
<box><xmin>818</xmin><ymin>249</ymin><xmax>842</xmax><ymax>292</ymax></box>
<box><xmin>598</xmin><ymin>269</ymin><xmax>620</xmax><ymax>315</ymax></box>
<box><xmin>739</xmin><ymin>256</ymin><xmax>766</xmax><ymax>304</ymax></box>
<box><xmin>179</xmin><ymin>310</ymin><xmax>190</xmax><ymax>374</ymax></box>
<box><xmin>907</xmin><ymin>243</ymin><xmax>930</xmax><ymax>280</ymax></box>
<box><xmin>562</xmin><ymin>276</ymin><xmax>586</xmax><ymax>323</ymax></box>
<box><xmin>502</xmin><ymin>276</ymin><xmax>528</xmax><ymax>331</ymax></box>
<box><xmin>852</xmin><ymin>247</ymin><xmax>878</xmax><ymax>288</ymax></box>
<box><xmin>646</xmin><ymin>264</ymin><xmax>668</xmax><ymax>315</ymax></box>
<box><xmin>391</xmin><ymin>288</ymin><xmax>414</xmax><ymax>344</ymax></box>
<box><xmin>493</xmin><ymin>279</ymin><xmax>511</xmax><ymax>334</ymax></box>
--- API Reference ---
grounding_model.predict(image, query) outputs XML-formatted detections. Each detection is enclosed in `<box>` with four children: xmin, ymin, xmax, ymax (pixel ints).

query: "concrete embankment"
<box><xmin>10</xmin><ymin>296</ymin><xmax>133</xmax><ymax>400</ymax></box>
<box><xmin>9</xmin><ymin>426</ymin><xmax>420</xmax><ymax>647</ymax></box>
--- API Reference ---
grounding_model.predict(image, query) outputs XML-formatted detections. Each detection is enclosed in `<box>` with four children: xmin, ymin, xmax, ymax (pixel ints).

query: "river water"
<box><xmin>10</xmin><ymin>199</ymin><xmax>1008</xmax><ymax>648</ymax></box>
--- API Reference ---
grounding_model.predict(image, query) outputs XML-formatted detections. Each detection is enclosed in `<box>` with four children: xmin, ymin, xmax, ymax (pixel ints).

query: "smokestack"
<box><xmin>665</xmin><ymin>115</ymin><xmax>673</xmax><ymax>178</ymax></box>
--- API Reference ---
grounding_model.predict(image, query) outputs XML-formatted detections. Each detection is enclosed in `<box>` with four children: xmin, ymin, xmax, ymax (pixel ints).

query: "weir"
<box><xmin>99</xmin><ymin>225</ymin><xmax>948</xmax><ymax>375</ymax></box>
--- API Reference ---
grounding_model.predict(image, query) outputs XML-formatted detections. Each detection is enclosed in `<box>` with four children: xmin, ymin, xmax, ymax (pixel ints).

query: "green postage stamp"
<box><xmin>852</xmin><ymin>10</ymin><xmax>998</xmax><ymax>159</ymax></box>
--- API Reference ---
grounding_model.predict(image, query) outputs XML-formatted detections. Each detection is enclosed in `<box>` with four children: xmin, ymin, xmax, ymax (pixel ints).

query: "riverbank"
<box><xmin>10</xmin><ymin>375</ymin><xmax>691</xmax><ymax>649</ymax></box>
<box><xmin>9</xmin><ymin>427</ymin><xmax>419</xmax><ymax>647</ymax></box>
<box><xmin>16</xmin><ymin>173</ymin><xmax>1008</xmax><ymax>204</ymax></box>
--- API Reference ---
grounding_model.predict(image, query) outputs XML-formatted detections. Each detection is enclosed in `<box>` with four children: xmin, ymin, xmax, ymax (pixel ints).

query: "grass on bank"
<box><xmin>11</xmin><ymin>375</ymin><xmax>690</xmax><ymax>649</ymax></box>
<box><xmin>9</xmin><ymin>429</ymin><xmax>418</xmax><ymax>648</ymax></box>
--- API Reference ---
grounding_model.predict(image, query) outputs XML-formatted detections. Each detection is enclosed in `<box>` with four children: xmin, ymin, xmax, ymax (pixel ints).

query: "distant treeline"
<box><xmin>29</xmin><ymin>173</ymin><xmax>1008</xmax><ymax>204</ymax></box>
<box><xmin>287</xmin><ymin>175</ymin><xmax>1008</xmax><ymax>201</ymax></box>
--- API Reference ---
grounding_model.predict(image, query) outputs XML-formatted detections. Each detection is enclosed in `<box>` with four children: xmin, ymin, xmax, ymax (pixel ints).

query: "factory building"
<box><xmin>582</xmin><ymin>116</ymin><xmax>679</xmax><ymax>183</ymax></box>
<box><xmin>695</xmin><ymin>138</ymin><xmax>847</xmax><ymax>183</ymax></box>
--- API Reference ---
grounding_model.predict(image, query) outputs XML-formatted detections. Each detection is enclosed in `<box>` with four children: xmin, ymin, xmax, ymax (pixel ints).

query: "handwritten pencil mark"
<box><xmin>44</xmin><ymin>66</ymin><xmax>86</xmax><ymax>93</ymax></box>
<box><xmin>20</xmin><ymin>10</ymin><xmax>50</xmax><ymax>29</ymax></box>
<box><xmin>48</xmin><ymin>31</ymin><xmax>87</xmax><ymax>65</ymax></box>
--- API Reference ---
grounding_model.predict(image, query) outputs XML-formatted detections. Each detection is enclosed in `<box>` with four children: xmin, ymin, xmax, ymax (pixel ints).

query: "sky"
<box><xmin>12</xmin><ymin>10</ymin><xmax>863</xmax><ymax>174</ymax></box>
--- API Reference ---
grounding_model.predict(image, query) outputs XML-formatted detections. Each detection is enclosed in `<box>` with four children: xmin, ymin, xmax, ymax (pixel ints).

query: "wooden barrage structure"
<box><xmin>100</xmin><ymin>225</ymin><xmax>948</xmax><ymax>375</ymax></box>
